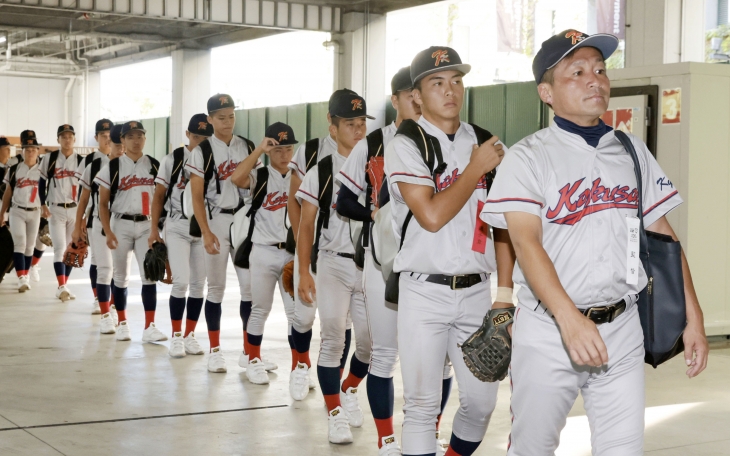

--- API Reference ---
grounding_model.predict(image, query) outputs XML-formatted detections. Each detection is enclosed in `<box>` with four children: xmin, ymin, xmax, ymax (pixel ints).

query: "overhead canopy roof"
<box><xmin>0</xmin><ymin>0</ymin><xmax>439</xmax><ymax>75</ymax></box>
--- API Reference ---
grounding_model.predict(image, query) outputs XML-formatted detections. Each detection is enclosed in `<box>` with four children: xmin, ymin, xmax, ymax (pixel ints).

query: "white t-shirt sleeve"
<box><xmin>296</xmin><ymin>166</ymin><xmax>320</xmax><ymax>208</ymax></box>
<box><xmin>288</xmin><ymin>143</ymin><xmax>307</xmax><ymax>178</ymax></box>
<box><xmin>155</xmin><ymin>154</ymin><xmax>173</xmax><ymax>188</ymax></box>
<box><xmin>336</xmin><ymin>139</ymin><xmax>368</xmax><ymax>196</ymax></box>
<box><xmin>184</xmin><ymin>146</ymin><xmax>205</xmax><ymax>179</ymax></box>
<box><xmin>635</xmin><ymin>137</ymin><xmax>683</xmax><ymax>227</ymax></box>
<box><xmin>94</xmin><ymin>165</ymin><xmax>112</xmax><ymax>190</ymax></box>
<box><xmin>480</xmin><ymin>145</ymin><xmax>546</xmax><ymax>229</ymax></box>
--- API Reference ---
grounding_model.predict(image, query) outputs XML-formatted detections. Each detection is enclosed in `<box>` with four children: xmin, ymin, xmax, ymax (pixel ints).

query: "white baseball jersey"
<box><xmin>384</xmin><ymin>116</ymin><xmax>498</xmax><ymax>275</ymax></box>
<box><xmin>94</xmin><ymin>155</ymin><xmax>156</xmax><ymax>216</ymax></box>
<box><xmin>288</xmin><ymin>135</ymin><xmax>337</xmax><ymax>179</ymax></box>
<box><xmin>74</xmin><ymin>150</ymin><xmax>108</xmax><ymax>180</ymax></box>
<box><xmin>185</xmin><ymin>135</ymin><xmax>254</xmax><ymax>210</ymax></box>
<box><xmin>337</xmin><ymin>122</ymin><xmax>397</xmax><ymax>198</ymax></box>
<box><xmin>249</xmin><ymin>165</ymin><xmax>291</xmax><ymax>245</ymax></box>
<box><xmin>155</xmin><ymin>148</ymin><xmax>191</xmax><ymax>216</ymax></box>
<box><xmin>78</xmin><ymin>154</ymin><xmax>111</xmax><ymax>219</ymax></box>
<box><xmin>480</xmin><ymin>125</ymin><xmax>682</xmax><ymax>308</ymax></box>
<box><xmin>296</xmin><ymin>152</ymin><xmax>354</xmax><ymax>255</ymax></box>
<box><xmin>39</xmin><ymin>151</ymin><xmax>80</xmax><ymax>203</ymax></box>
<box><xmin>4</xmin><ymin>162</ymin><xmax>41</xmax><ymax>208</ymax></box>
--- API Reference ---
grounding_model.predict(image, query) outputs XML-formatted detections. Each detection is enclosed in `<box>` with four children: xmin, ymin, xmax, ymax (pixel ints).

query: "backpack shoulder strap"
<box><xmin>84</xmin><ymin>153</ymin><xmax>95</xmax><ymax>169</ymax></box>
<box><xmin>90</xmin><ymin>157</ymin><xmax>103</xmax><ymax>184</ymax></box>
<box><xmin>395</xmin><ymin>119</ymin><xmax>446</xmax><ymax>179</ymax></box>
<box><xmin>237</xmin><ymin>135</ymin><xmax>256</xmax><ymax>155</ymax></box>
<box><xmin>7</xmin><ymin>163</ymin><xmax>19</xmax><ymax>190</ymax></box>
<box><xmin>77</xmin><ymin>154</ymin><xmax>85</xmax><ymax>166</ymax></box>
<box><xmin>304</xmin><ymin>138</ymin><xmax>320</xmax><ymax>172</ymax></box>
<box><xmin>147</xmin><ymin>155</ymin><xmax>160</xmax><ymax>177</ymax></box>
<box><xmin>16</xmin><ymin>154</ymin><xmax>24</xmax><ymax>163</ymax></box>
<box><xmin>198</xmin><ymin>139</ymin><xmax>219</xmax><ymax>194</ymax></box>
<box><xmin>366</xmin><ymin>128</ymin><xmax>385</xmax><ymax>159</ymax></box>
<box><xmin>468</xmin><ymin>122</ymin><xmax>497</xmax><ymax>191</ymax></box>
<box><xmin>164</xmin><ymin>147</ymin><xmax>186</xmax><ymax>204</ymax></box>
<box><xmin>46</xmin><ymin>150</ymin><xmax>59</xmax><ymax>180</ymax></box>
<box><xmin>108</xmin><ymin>157</ymin><xmax>120</xmax><ymax>207</ymax></box>
<box><xmin>317</xmin><ymin>155</ymin><xmax>334</xmax><ymax>229</ymax></box>
<box><xmin>247</xmin><ymin>167</ymin><xmax>270</xmax><ymax>216</ymax></box>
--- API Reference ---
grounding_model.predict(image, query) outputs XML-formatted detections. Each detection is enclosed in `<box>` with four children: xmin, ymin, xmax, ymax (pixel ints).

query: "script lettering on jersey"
<box><xmin>436</xmin><ymin>168</ymin><xmax>489</xmax><ymax>191</ymax></box>
<box><xmin>16</xmin><ymin>177</ymin><xmax>38</xmax><ymax>189</ymax></box>
<box><xmin>118</xmin><ymin>175</ymin><xmax>155</xmax><ymax>191</ymax></box>
<box><xmin>217</xmin><ymin>160</ymin><xmax>238</xmax><ymax>181</ymax></box>
<box><xmin>656</xmin><ymin>176</ymin><xmax>673</xmax><ymax>190</ymax></box>
<box><xmin>546</xmin><ymin>177</ymin><xmax>638</xmax><ymax>226</ymax></box>
<box><xmin>54</xmin><ymin>169</ymin><xmax>76</xmax><ymax>179</ymax></box>
<box><xmin>262</xmin><ymin>191</ymin><xmax>288</xmax><ymax>211</ymax></box>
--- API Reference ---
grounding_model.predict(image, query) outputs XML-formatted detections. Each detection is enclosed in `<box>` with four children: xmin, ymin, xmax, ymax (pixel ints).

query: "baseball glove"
<box><xmin>282</xmin><ymin>260</ymin><xmax>295</xmax><ymax>297</ymax></box>
<box><xmin>366</xmin><ymin>156</ymin><xmax>386</xmax><ymax>207</ymax></box>
<box><xmin>461</xmin><ymin>307</ymin><xmax>516</xmax><ymax>383</ymax></box>
<box><xmin>39</xmin><ymin>218</ymin><xmax>53</xmax><ymax>247</ymax></box>
<box><xmin>144</xmin><ymin>242</ymin><xmax>173</xmax><ymax>284</ymax></box>
<box><xmin>62</xmin><ymin>241</ymin><xmax>88</xmax><ymax>268</ymax></box>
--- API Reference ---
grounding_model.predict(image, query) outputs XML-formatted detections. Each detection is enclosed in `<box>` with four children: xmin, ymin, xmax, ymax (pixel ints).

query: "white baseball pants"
<box><xmin>398</xmin><ymin>273</ymin><xmax>499</xmax><ymax>454</ymax></box>
<box><xmin>91</xmin><ymin>218</ymin><xmax>114</xmax><ymax>284</ymax></box>
<box><xmin>164</xmin><ymin>216</ymin><xmax>205</xmax><ymax>299</ymax></box>
<box><xmin>246</xmin><ymin>244</ymin><xmax>294</xmax><ymax>336</ymax></box>
<box><xmin>507</xmin><ymin>302</ymin><xmax>645</xmax><ymax>456</ymax></box>
<box><xmin>315</xmin><ymin>251</ymin><xmax>370</xmax><ymax>368</ymax></box>
<box><xmin>110</xmin><ymin>217</ymin><xmax>154</xmax><ymax>287</ymax></box>
<box><xmin>48</xmin><ymin>205</ymin><xmax>76</xmax><ymax>262</ymax></box>
<box><xmin>9</xmin><ymin>207</ymin><xmax>41</xmax><ymax>256</ymax></box>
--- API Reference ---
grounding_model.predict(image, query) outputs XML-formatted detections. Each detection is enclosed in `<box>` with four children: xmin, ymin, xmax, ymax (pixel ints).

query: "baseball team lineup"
<box><xmin>0</xmin><ymin>28</ymin><xmax>710</xmax><ymax>456</ymax></box>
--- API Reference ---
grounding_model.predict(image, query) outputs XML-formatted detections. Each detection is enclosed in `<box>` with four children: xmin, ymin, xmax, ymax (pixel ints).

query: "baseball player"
<box><xmin>296</xmin><ymin>89</ymin><xmax>374</xmax><ymax>445</ymax></box>
<box><xmin>39</xmin><ymin>124</ymin><xmax>81</xmax><ymax>301</ymax></box>
<box><xmin>384</xmin><ymin>47</ymin><xmax>514</xmax><ymax>456</ymax></box>
<box><xmin>185</xmin><ymin>93</ymin><xmax>260</xmax><ymax>373</ymax></box>
<box><xmin>335</xmin><ymin>67</ymin><xmax>458</xmax><ymax>455</ymax></box>
<box><xmin>0</xmin><ymin>131</ymin><xmax>41</xmax><ymax>292</ymax></box>
<box><xmin>148</xmin><ymin>113</ymin><xmax>212</xmax><ymax>358</ymax></box>
<box><xmin>95</xmin><ymin>121</ymin><xmax>167</xmax><ymax>343</ymax></box>
<box><xmin>480</xmin><ymin>30</ymin><xmax>708</xmax><ymax>455</ymax></box>
<box><xmin>73</xmin><ymin>119</ymin><xmax>114</xmax><ymax>314</ymax></box>
<box><xmin>74</xmin><ymin>124</ymin><xmax>124</xmax><ymax>334</ymax></box>
<box><xmin>287</xmin><ymin>89</ymin><xmax>358</xmax><ymax>400</ymax></box>
<box><xmin>0</xmin><ymin>136</ymin><xmax>19</xmax><ymax>225</ymax></box>
<box><xmin>230</xmin><ymin>122</ymin><xmax>298</xmax><ymax>384</ymax></box>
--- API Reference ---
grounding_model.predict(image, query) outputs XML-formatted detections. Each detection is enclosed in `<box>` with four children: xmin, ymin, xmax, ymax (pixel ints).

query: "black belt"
<box><xmin>580</xmin><ymin>300</ymin><xmax>627</xmax><ymax>325</ymax></box>
<box><xmin>423</xmin><ymin>273</ymin><xmax>487</xmax><ymax>290</ymax></box>
<box><xmin>336</xmin><ymin>252</ymin><xmax>355</xmax><ymax>260</ymax></box>
<box><xmin>220</xmin><ymin>208</ymin><xmax>236</xmax><ymax>215</ymax></box>
<box><xmin>271</xmin><ymin>242</ymin><xmax>286</xmax><ymax>249</ymax></box>
<box><xmin>118</xmin><ymin>214</ymin><xmax>150</xmax><ymax>222</ymax></box>
<box><xmin>52</xmin><ymin>202</ymin><xmax>77</xmax><ymax>208</ymax></box>
<box><xmin>13</xmin><ymin>205</ymin><xmax>39</xmax><ymax>211</ymax></box>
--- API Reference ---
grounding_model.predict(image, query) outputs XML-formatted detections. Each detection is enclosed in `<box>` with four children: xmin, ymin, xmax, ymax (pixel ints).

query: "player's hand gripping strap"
<box><xmin>38</xmin><ymin>218</ymin><xmax>53</xmax><ymax>247</ymax></box>
<box><xmin>461</xmin><ymin>307</ymin><xmax>516</xmax><ymax>382</ymax></box>
<box><xmin>144</xmin><ymin>242</ymin><xmax>172</xmax><ymax>284</ymax></box>
<box><xmin>62</xmin><ymin>241</ymin><xmax>88</xmax><ymax>268</ymax></box>
<box><xmin>282</xmin><ymin>260</ymin><xmax>295</xmax><ymax>298</ymax></box>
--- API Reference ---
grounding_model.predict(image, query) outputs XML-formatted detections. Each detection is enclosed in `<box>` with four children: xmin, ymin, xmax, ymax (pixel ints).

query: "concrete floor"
<box><xmin>1</xmin><ymin>252</ymin><xmax>729</xmax><ymax>456</ymax></box>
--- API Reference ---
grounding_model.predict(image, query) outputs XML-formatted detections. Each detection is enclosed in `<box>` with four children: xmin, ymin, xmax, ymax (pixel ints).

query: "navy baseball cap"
<box><xmin>57</xmin><ymin>124</ymin><xmax>75</xmax><ymax>136</ymax></box>
<box><xmin>20</xmin><ymin>130</ymin><xmax>41</xmax><ymax>147</ymax></box>
<box><xmin>95</xmin><ymin>119</ymin><xmax>113</xmax><ymax>133</ymax></box>
<box><xmin>110</xmin><ymin>125</ymin><xmax>123</xmax><ymax>144</ymax></box>
<box><xmin>533</xmin><ymin>30</ymin><xmax>619</xmax><ymax>84</ymax></box>
<box><xmin>265</xmin><ymin>122</ymin><xmax>298</xmax><ymax>146</ymax></box>
<box><xmin>329</xmin><ymin>89</ymin><xmax>375</xmax><ymax>120</ymax></box>
<box><xmin>187</xmin><ymin>113</ymin><xmax>214</xmax><ymax>137</ymax></box>
<box><xmin>207</xmin><ymin>93</ymin><xmax>236</xmax><ymax>114</ymax></box>
<box><xmin>121</xmin><ymin>121</ymin><xmax>146</xmax><ymax>137</ymax></box>
<box><xmin>0</xmin><ymin>137</ymin><xmax>10</xmax><ymax>147</ymax></box>
<box><xmin>411</xmin><ymin>46</ymin><xmax>471</xmax><ymax>85</ymax></box>
<box><xmin>391</xmin><ymin>66</ymin><xmax>413</xmax><ymax>94</ymax></box>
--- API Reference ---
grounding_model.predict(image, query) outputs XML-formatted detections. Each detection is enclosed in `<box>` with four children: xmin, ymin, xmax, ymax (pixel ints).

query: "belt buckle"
<box><xmin>586</xmin><ymin>306</ymin><xmax>610</xmax><ymax>324</ymax></box>
<box><xmin>450</xmin><ymin>275</ymin><xmax>464</xmax><ymax>290</ymax></box>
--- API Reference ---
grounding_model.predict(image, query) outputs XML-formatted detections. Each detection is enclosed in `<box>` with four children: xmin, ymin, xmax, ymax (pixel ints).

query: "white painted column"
<box><xmin>170</xmin><ymin>49</ymin><xmax>211</xmax><ymax>149</ymax></box>
<box><xmin>86</xmin><ymin>71</ymin><xmax>101</xmax><ymax>147</ymax></box>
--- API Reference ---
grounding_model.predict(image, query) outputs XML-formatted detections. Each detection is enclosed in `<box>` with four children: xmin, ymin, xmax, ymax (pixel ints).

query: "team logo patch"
<box><xmin>102</xmin><ymin>122</ymin><xmax>110</xmax><ymax>129</ymax></box>
<box><xmin>384</xmin><ymin>437</ymin><xmax>395</xmax><ymax>445</ymax></box>
<box><xmin>198</xmin><ymin>121</ymin><xmax>208</xmax><ymax>130</ymax></box>
<box><xmin>27</xmin><ymin>139</ymin><xmax>33</xmax><ymax>144</ymax></box>
<box><xmin>546</xmin><ymin>177</ymin><xmax>638</xmax><ymax>226</ymax></box>
<box><xmin>263</xmin><ymin>191</ymin><xmax>288</xmax><ymax>212</ymax></box>
<box><xmin>351</xmin><ymin>99</ymin><xmax>363</xmax><ymax>111</ymax></box>
<box><xmin>28</xmin><ymin>132</ymin><xmax>35</xmax><ymax>137</ymax></box>
<box><xmin>565</xmin><ymin>30</ymin><xmax>587</xmax><ymax>45</ymax></box>
<box><xmin>432</xmin><ymin>50</ymin><xmax>450</xmax><ymax>66</ymax></box>
<box><xmin>277</xmin><ymin>131</ymin><xmax>288</xmax><ymax>142</ymax></box>
<box><xmin>118</xmin><ymin>175</ymin><xmax>155</xmax><ymax>191</ymax></box>
<box><xmin>62</xmin><ymin>124</ymin><xmax>71</xmax><ymax>130</ymax></box>
<box><xmin>331</xmin><ymin>409</ymin><xmax>340</xmax><ymax>417</ymax></box>
<box><xmin>219</xmin><ymin>96</ymin><xmax>230</xmax><ymax>105</ymax></box>
<box><xmin>492</xmin><ymin>311</ymin><xmax>511</xmax><ymax>326</ymax></box>
<box><xmin>129</xmin><ymin>121</ymin><xmax>138</xmax><ymax>129</ymax></box>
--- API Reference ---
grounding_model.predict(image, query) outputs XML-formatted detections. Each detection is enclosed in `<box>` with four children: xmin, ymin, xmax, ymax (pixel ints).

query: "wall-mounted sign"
<box><xmin>661</xmin><ymin>88</ymin><xmax>681</xmax><ymax>124</ymax></box>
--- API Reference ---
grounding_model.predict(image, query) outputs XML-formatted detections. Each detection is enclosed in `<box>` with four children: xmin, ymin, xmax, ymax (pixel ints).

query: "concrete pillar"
<box><xmin>86</xmin><ymin>71</ymin><xmax>101</xmax><ymax>147</ymax></box>
<box><xmin>170</xmin><ymin>49</ymin><xmax>211</xmax><ymax>149</ymax></box>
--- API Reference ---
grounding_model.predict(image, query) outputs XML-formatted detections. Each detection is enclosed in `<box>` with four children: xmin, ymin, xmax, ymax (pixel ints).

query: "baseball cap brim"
<box><xmin>413</xmin><ymin>63</ymin><xmax>471</xmax><ymax>84</ymax></box>
<box><xmin>546</xmin><ymin>34</ymin><xmax>619</xmax><ymax>72</ymax></box>
<box><xmin>123</xmin><ymin>128</ymin><xmax>146</xmax><ymax>136</ymax></box>
<box><xmin>22</xmin><ymin>143</ymin><xmax>41</xmax><ymax>148</ymax></box>
<box><xmin>332</xmin><ymin>114</ymin><xmax>376</xmax><ymax>120</ymax></box>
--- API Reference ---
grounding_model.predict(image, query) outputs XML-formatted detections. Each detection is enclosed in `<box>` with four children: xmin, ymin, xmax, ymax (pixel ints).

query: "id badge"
<box><xmin>625</xmin><ymin>216</ymin><xmax>640</xmax><ymax>285</ymax></box>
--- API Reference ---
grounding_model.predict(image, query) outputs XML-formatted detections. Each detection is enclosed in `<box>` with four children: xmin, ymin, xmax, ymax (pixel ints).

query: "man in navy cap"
<box><xmin>481</xmin><ymin>30</ymin><xmax>708</xmax><ymax>455</ymax></box>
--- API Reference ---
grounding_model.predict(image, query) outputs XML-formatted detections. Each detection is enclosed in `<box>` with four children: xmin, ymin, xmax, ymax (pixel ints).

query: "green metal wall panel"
<box><xmin>234</xmin><ymin>109</ymin><xmax>249</xmax><ymax>139</ymax></box>
<box><xmin>154</xmin><ymin>117</ymin><xmax>168</xmax><ymax>159</ymax></box>
<box><xmin>469</xmin><ymin>85</ymin><xmax>507</xmax><ymax>141</ymax></box>
<box><xmin>460</xmin><ymin>88</ymin><xmax>469</xmax><ymax>121</ymax></box>
<box><xmin>267</xmin><ymin>105</ymin><xmax>288</xmax><ymax>126</ymax></box>
<box><xmin>247</xmin><ymin>108</ymin><xmax>267</xmax><ymax>144</ymax></box>
<box><xmin>505</xmin><ymin>82</ymin><xmax>542</xmax><ymax>147</ymax></box>
<box><xmin>307</xmin><ymin>102</ymin><xmax>329</xmax><ymax>141</ymax></box>
<box><xmin>141</xmin><ymin>117</ymin><xmax>156</xmax><ymax>157</ymax></box>
<box><xmin>385</xmin><ymin>98</ymin><xmax>396</xmax><ymax>125</ymax></box>
<box><xmin>287</xmin><ymin>104</ymin><xmax>308</xmax><ymax>145</ymax></box>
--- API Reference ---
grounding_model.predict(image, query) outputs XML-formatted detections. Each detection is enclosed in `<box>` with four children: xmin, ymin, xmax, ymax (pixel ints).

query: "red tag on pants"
<box><xmin>30</xmin><ymin>186</ymin><xmax>38</xmax><ymax>203</ymax></box>
<box><xmin>72</xmin><ymin>185</ymin><xmax>77</xmax><ymax>201</ymax></box>
<box><xmin>472</xmin><ymin>200</ymin><xmax>489</xmax><ymax>254</ymax></box>
<box><xmin>142</xmin><ymin>192</ymin><xmax>150</xmax><ymax>216</ymax></box>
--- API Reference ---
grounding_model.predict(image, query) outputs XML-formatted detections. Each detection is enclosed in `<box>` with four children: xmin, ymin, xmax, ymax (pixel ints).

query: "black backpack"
<box><xmin>233</xmin><ymin>167</ymin><xmax>270</xmax><ymax>269</ymax></box>
<box><xmin>309</xmin><ymin>155</ymin><xmax>334</xmax><ymax>274</ymax></box>
<box><xmin>108</xmin><ymin>155</ymin><xmax>160</xmax><ymax>209</ymax></box>
<box><xmin>85</xmin><ymin>157</ymin><xmax>104</xmax><ymax>228</ymax></box>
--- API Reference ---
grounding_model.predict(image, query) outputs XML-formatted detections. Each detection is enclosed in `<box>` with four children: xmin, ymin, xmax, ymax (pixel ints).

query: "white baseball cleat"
<box><xmin>168</xmin><ymin>332</ymin><xmax>186</xmax><ymax>358</ymax></box>
<box><xmin>340</xmin><ymin>386</ymin><xmax>364</xmax><ymax>428</ymax></box>
<box><xmin>207</xmin><ymin>347</ymin><xmax>227</xmax><ymax>373</ymax></box>
<box><xmin>327</xmin><ymin>406</ymin><xmax>353</xmax><ymax>444</ymax></box>
<box><xmin>99</xmin><ymin>313</ymin><xmax>117</xmax><ymax>334</ymax></box>
<box><xmin>29</xmin><ymin>265</ymin><xmax>40</xmax><ymax>282</ymax></box>
<box><xmin>142</xmin><ymin>322</ymin><xmax>168</xmax><ymax>343</ymax></box>
<box><xmin>56</xmin><ymin>285</ymin><xmax>70</xmax><ymax>302</ymax></box>
<box><xmin>379</xmin><ymin>435</ymin><xmax>402</xmax><ymax>455</ymax></box>
<box><xmin>238</xmin><ymin>353</ymin><xmax>278</xmax><ymax>372</ymax></box>
<box><xmin>184</xmin><ymin>332</ymin><xmax>204</xmax><ymax>355</ymax></box>
<box><xmin>115</xmin><ymin>321</ymin><xmax>131</xmax><ymax>341</ymax></box>
<box><xmin>67</xmin><ymin>289</ymin><xmax>76</xmax><ymax>300</ymax></box>
<box><xmin>246</xmin><ymin>357</ymin><xmax>269</xmax><ymax>384</ymax></box>
<box><xmin>18</xmin><ymin>276</ymin><xmax>30</xmax><ymax>292</ymax></box>
<box><xmin>110</xmin><ymin>305</ymin><xmax>119</xmax><ymax>326</ymax></box>
<box><xmin>91</xmin><ymin>298</ymin><xmax>101</xmax><ymax>315</ymax></box>
<box><xmin>289</xmin><ymin>363</ymin><xmax>311</xmax><ymax>401</ymax></box>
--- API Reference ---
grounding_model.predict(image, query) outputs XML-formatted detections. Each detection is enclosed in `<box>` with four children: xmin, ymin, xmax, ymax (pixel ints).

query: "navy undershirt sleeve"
<box><xmin>335</xmin><ymin>185</ymin><xmax>371</xmax><ymax>222</ymax></box>
<box><xmin>39</xmin><ymin>177</ymin><xmax>47</xmax><ymax>206</ymax></box>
